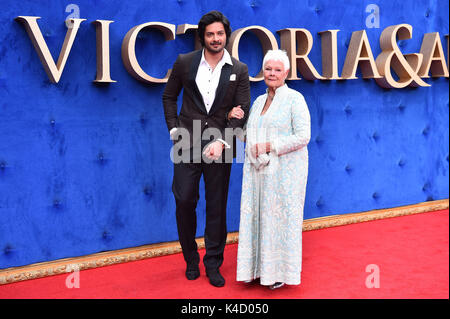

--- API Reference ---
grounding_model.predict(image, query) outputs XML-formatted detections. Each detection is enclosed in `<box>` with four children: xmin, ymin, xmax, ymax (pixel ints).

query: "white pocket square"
<box><xmin>229</xmin><ymin>74</ymin><xmax>236</xmax><ymax>81</ymax></box>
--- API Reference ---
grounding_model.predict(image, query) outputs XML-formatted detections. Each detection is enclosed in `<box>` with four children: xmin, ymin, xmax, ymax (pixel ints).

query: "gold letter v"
<box><xmin>15</xmin><ymin>16</ymin><xmax>86</xmax><ymax>83</ymax></box>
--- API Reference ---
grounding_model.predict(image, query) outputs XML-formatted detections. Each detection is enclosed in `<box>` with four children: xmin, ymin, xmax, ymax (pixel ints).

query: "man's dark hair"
<box><xmin>197</xmin><ymin>10</ymin><xmax>232</xmax><ymax>47</ymax></box>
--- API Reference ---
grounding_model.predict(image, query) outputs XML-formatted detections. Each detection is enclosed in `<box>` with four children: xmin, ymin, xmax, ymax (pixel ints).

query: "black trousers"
<box><xmin>172</xmin><ymin>157</ymin><xmax>232</xmax><ymax>270</ymax></box>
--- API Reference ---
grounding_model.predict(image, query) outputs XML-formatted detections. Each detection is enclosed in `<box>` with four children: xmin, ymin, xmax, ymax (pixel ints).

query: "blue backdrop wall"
<box><xmin>0</xmin><ymin>0</ymin><xmax>448</xmax><ymax>269</ymax></box>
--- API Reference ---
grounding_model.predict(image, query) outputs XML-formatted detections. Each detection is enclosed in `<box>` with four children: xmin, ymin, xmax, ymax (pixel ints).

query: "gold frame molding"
<box><xmin>1</xmin><ymin>199</ymin><xmax>448</xmax><ymax>285</ymax></box>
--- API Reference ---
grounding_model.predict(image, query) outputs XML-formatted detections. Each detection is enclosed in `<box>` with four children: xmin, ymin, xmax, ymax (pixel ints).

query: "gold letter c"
<box><xmin>122</xmin><ymin>22</ymin><xmax>176</xmax><ymax>84</ymax></box>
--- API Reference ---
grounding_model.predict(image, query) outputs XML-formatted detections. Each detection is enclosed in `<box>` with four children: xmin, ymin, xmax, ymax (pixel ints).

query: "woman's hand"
<box><xmin>228</xmin><ymin>105</ymin><xmax>244</xmax><ymax>120</ymax></box>
<box><xmin>250</xmin><ymin>142</ymin><xmax>271</xmax><ymax>158</ymax></box>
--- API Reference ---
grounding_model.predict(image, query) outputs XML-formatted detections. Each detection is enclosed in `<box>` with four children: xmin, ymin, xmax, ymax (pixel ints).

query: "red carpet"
<box><xmin>0</xmin><ymin>210</ymin><xmax>448</xmax><ymax>299</ymax></box>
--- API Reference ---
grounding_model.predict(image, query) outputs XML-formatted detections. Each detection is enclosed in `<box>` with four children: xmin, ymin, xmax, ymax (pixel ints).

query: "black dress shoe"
<box><xmin>185</xmin><ymin>263</ymin><xmax>200</xmax><ymax>280</ymax></box>
<box><xmin>206</xmin><ymin>268</ymin><xmax>225</xmax><ymax>287</ymax></box>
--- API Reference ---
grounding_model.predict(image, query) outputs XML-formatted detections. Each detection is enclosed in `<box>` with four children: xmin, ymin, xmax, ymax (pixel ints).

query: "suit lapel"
<box><xmin>208</xmin><ymin>63</ymin><xmax>232</xmax><ymax>115</ymax></box>
<box><xmin>188</xmin><ymin>50</ymin><xmax>207</xmax><ymax>114</ymax></box>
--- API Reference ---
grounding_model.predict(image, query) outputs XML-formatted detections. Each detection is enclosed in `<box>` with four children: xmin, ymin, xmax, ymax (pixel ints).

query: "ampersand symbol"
<box><xmin>375</xmin><ymin>24</ymin><xmax>430</xmax><ymax>88</ymax></box>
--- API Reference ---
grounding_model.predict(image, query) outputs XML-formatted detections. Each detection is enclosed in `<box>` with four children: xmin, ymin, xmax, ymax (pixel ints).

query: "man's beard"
<box><xmin>205</xmin><ymin>41</ymin><xmax>225</xmax><ymax>54</ymax></box>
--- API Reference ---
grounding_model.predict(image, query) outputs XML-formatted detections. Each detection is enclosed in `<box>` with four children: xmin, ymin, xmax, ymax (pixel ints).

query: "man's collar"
<box><xmin>222</xmin><ymin>49</ymin><xmax>233</xmax><ymax>65</ymax></box>
<box><xmin>200</xmin><ymin>48</ymin><xmax>233</xmax><ymax>66</ymax></box>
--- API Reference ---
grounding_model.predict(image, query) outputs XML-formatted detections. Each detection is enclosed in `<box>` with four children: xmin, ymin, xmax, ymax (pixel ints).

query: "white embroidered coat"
<box><xmin>236</xmin><ymin>84</ymin><xmax>311</xmax><ymax>286</ymax></box>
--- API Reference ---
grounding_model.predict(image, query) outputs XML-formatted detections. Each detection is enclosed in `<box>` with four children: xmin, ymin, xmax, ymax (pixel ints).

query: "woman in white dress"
<box><xmin>231</xmin><ymin>50</ymin><xmax>311</xmax><ymax>289</ymax></box>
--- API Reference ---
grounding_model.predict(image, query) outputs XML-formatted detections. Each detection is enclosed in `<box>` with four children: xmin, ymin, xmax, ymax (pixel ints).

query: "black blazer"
<box><xmin>162</xmin><ymin>50</ymin><xmax>251</xmax><ymax>154</ymax></box>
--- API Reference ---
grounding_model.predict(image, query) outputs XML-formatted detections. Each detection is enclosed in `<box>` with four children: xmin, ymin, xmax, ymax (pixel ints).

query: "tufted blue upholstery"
<box><xmin>0</xmin><ymin>0</ymin><xmax>448</xmax><ymax>269</ymax></box>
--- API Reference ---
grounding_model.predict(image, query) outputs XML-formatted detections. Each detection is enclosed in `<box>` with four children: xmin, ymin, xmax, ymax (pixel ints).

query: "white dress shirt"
<box><xmin>195</xmin><ymin>48</ymin><xmax>233</xmax><ymax>113</ymax></box>
<box><xmin>170</xmin><ymin>49</ymin><xmax>232</xmax><ymax>149</ymax></box>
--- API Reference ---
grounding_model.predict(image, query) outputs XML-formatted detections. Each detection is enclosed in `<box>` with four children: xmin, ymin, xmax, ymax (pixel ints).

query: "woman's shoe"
<box><xmin>269</xmin><ymin>282</ymin><xmax>285</xmax><ymax>290</ymax></box>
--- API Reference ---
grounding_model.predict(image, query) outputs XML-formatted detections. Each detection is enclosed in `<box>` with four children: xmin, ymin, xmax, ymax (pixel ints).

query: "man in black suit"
<box><xmin>162</xmin><ymin>10</ymin><xmax>250</xmax><ymax>287</ymax></box>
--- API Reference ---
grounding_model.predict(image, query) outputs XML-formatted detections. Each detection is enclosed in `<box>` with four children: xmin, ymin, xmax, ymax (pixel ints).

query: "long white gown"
<box><xmin>236</xmin><ymin>84</ymin><xmax>311</xmax><ymax>286</ymax></box>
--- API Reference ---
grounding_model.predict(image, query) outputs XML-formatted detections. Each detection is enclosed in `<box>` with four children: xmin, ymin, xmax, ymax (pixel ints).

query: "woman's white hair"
<box><xmin>262</xmin><ymin>49</ymin><xmax>290</xmax><ymax>71</ymax></box>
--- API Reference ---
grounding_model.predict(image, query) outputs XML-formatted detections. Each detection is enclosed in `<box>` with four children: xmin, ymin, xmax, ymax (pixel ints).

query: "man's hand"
<box><xmin>203</xmin><ymin>141</ymin><xmax>225</xmax><ymax>161</ymax></box>
<box><xmin>227</xmin><ymin>105</ymin><xmax>244</xmax><ymax>120</ymax></box>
